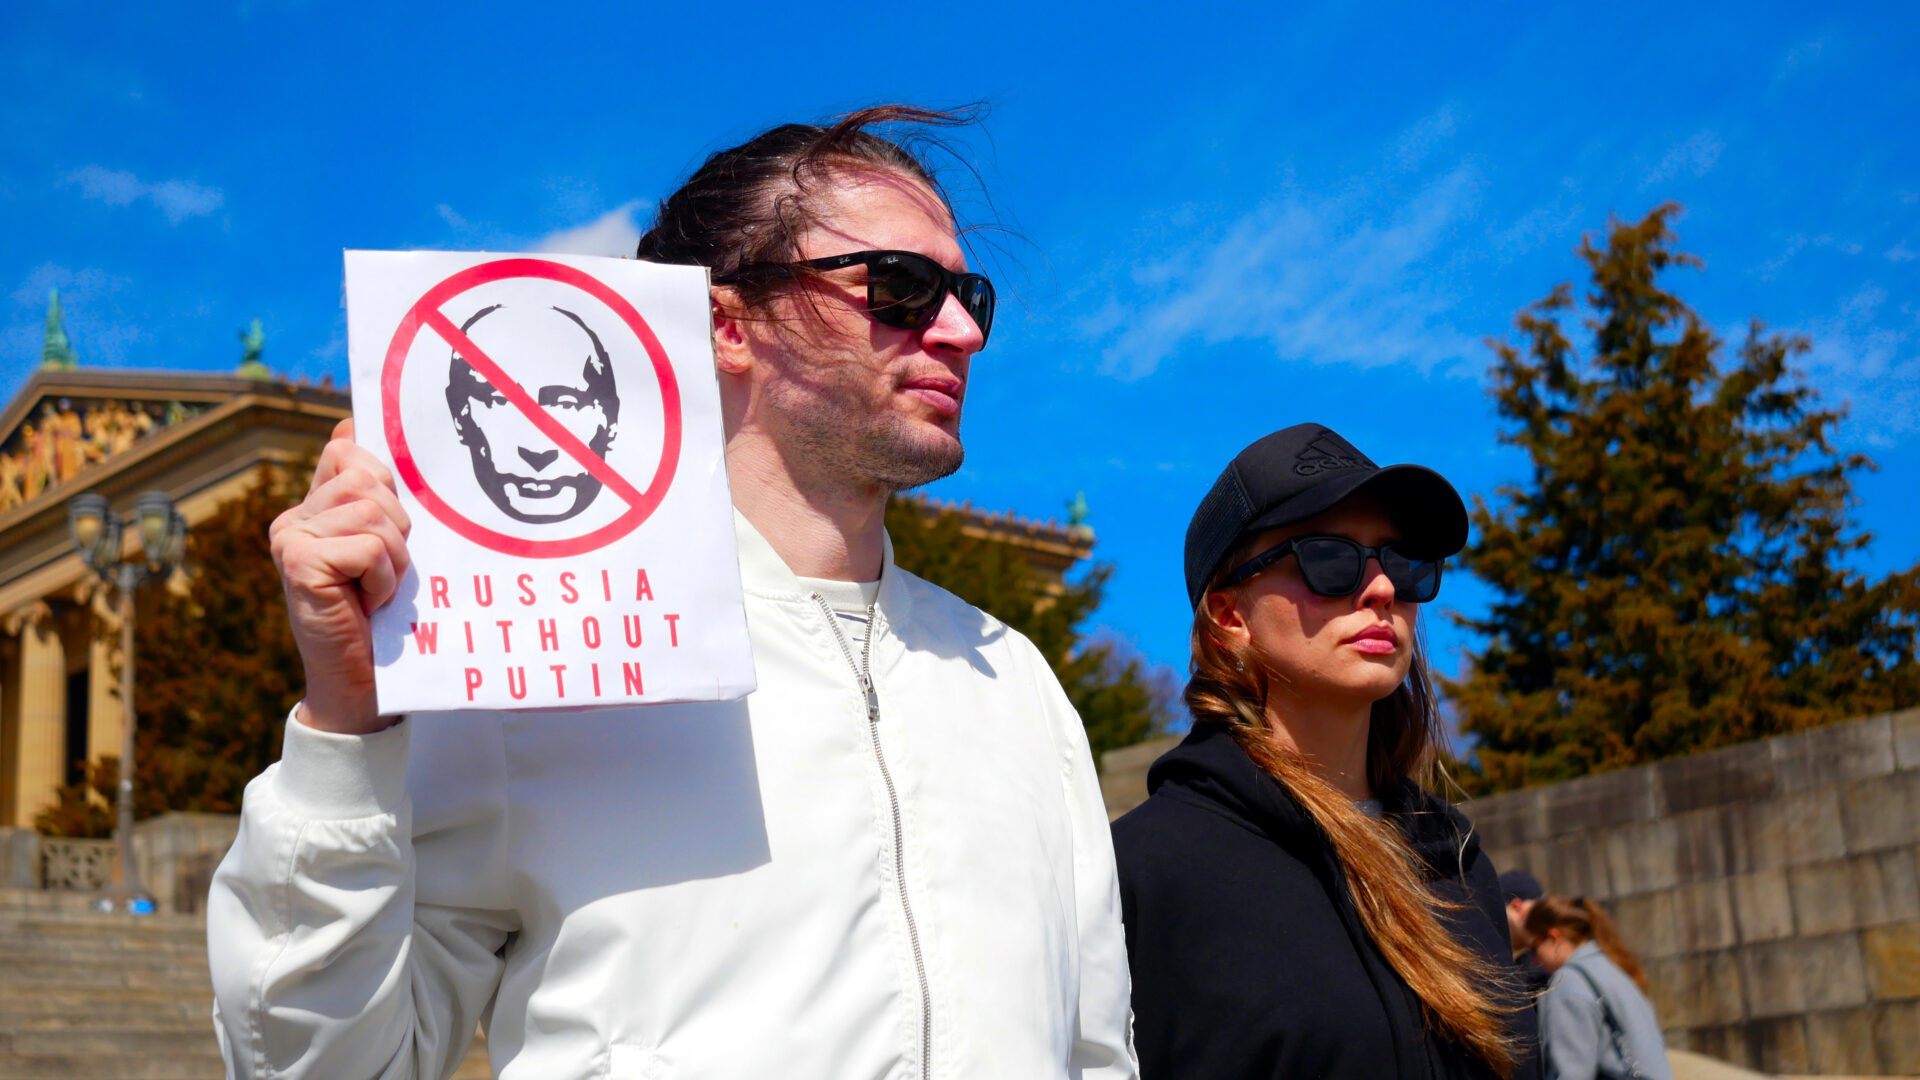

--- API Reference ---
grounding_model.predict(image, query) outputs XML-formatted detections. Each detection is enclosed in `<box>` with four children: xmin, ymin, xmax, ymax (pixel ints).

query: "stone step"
<box><xmin>0</xmin><ymin>986</ymin><xmax>207</xmax><ymax>1008</ymax></box>
<box><xmin>0</xmin><ymin>915</ymin><xmax>207</xmax><ymax>938</ymax></box>
<box><xmin>0</xmin><ymin>1007</ymin><xmax>209</xmax><ymax>1031</ymax></box>
<box><xmin>1</xmin><ymin>937</ymin><xmax>210</xmax><ymax>960</ymax></box>
<box><xmin>5</xmin><ymin>1027</ymin><xmax>223</xmax><ymax>1057</ymax></box>
<box><xmin>0</xmin><ymin>926</ymin><xmax>206</xmax><ymax>945</ymax></box>
<box><xmin>0</xmin><ymin>1052</ymin><xmax>227</xmax><ymax>1080</ymax></box>
<box><xmin>0</xmin><ymin>967</ymin><xmax>211</xmax><ymax>992</ymax></box>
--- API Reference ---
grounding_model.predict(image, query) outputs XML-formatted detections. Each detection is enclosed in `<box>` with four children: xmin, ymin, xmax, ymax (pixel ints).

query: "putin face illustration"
<box><xmin>445</xmin><ymin>304</ymin><xmax>620</xmax><ymax>524</ymax></box>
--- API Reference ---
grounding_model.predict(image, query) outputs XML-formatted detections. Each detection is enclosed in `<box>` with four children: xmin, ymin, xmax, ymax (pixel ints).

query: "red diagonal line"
<box><xmin>421</xmin><ymin>307</ymin><xmax>646</xmax><ymax>510</ymax></box>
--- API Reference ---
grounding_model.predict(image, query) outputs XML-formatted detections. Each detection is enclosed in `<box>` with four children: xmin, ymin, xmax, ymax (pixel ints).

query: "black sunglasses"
<box><xmin>717</xmin><ymin>249</ymin><xmax>995</xmax><ymax>346</ymax></box>
<box><xmin>1219</xmin><ymin>535</ymin><xmax>1443</xmax><ymax>603</ymax></box>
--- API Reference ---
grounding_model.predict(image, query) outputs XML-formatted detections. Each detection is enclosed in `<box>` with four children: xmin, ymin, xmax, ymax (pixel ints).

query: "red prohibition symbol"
<box><xmin>382</xmin><ymin>258</ymin><xmax>684</xmax><ymax>558</ymax></box>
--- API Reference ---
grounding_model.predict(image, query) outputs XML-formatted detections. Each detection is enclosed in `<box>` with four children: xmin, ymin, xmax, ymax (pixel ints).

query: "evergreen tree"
<box><xmin>1450</xmin><ymin>205</ymin><xmax>1920</xmax><ymax>793</ymax></box>
<box><xmin>885</xmin><ymin>498</ymin><xmax>1176</xmax><ymax>764</ymax></box>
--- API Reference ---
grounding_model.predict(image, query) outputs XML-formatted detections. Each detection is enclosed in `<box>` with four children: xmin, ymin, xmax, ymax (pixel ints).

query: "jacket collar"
<box><xmin>1147</xmin><ymin>721</ymin><xmax>1481</xmax><ymax>878</ymax></box>
<box><xmin>731</xmin><ymin>509</ymin><xmax>914</xmax><ymax>627</ymax></box>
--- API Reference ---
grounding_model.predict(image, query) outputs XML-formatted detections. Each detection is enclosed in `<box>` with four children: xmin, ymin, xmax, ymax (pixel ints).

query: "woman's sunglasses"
<box><xmin>717</xmin><ymin>249</ymin><xmax>996</xmax><ymax>346</ymax></box>
<box><xmin>1218</xmin><ymin>535</ymin><xmax>1443</xmax><ymax>603</ymax></box>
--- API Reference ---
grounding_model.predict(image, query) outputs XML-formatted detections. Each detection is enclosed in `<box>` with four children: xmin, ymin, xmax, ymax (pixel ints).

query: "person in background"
<box><xmin>1525</xmin><ymin>896</ymin><xmax>1671</xmax><ymax>1080</ymax></box>
<box><xmin>1503</xmin><ymin>868</ymin><xmax>1552</xmax><ymax>994</ymax></box>
<box><xmin>1113</xmin><ymin>423</ymin><xmax>1539</xmax><ymax>1080</ymax></box>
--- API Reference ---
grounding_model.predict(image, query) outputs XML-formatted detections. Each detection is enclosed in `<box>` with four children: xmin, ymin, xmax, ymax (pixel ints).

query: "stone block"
<box><xmin>1671</xmin><ymin>806</ymin><xmax>1734</xmax><ymax>883</ymax></box>
<box><xmin>1612</xmin><ymin>890</ymin><xmax>1680</xmax><ymax>960</ymax></box>
<box><xmin>1729</xmin><ymin>870</ymin><xmax>1796</xmax><ymax>943</ymax></box>
<box><xmin>1460</xmin><ymin>787</ymin><xmax>1546</xmax><ymax>849</ymax></box>
<box><xmin>0</xmin><ymin>826</ymin><xmax>41</xmax><ymax>889</ymax></box>
<box><xmin>1659</xmin><ymin>739</ymin><xmax>1779</xmax><ymax>815</ymax></box>
<box><xmin>1683</xmin><ymin>1023</ymin><xmax>1757</xmax><ymax>1071</ymax></box>
<box><xmin>1672</xmin><ymin>879</ymin><xmax>1739</xmax><ymax>953</ymax></box>
<box><xmin>1790</xmin><ymin>858</ymin><xmax>1861</xmax><ymax>936</ymax></box>
<box><xmin>1772</xmin><ymin>713</ymin><xmax>1895</xmax><ymax>793</ymax></box>
<box><xmin>1745</xmin><ymin>1015</ymin><xmax>1812</xmax><ymax>1076</ymax></box>
<box><xmin>1733</xmin><ymin>788</ymin><xmax>1844</xmax><ymax>873</ymax></box>
<box><xmin>1851</xmin><ymin>847</ymin><xmax>1920</xmax><ymax>929</ymax></box>
<box><xmin>1542</xmin><ymin>766</ymin><xmax>1662</xmax><ymax>839</ymax></box>
<box><xmin>1863</xmin><ymin>919</ymin><xmax>1920</xmax><ymax>999</ymax></box>
<box><xmin>132</xmin><ymin>811</ymin><xmax>239</xmax><ymax>916</ymax></box>
<box><xmin>1602</xmin><ymin>817</ymin><xmax>1681</xmax><ymax>897</ymax></box>
<box><xmin>1875</xmin><ymin>998</ymin><xmax>1920</xmax><ymax>1074</ymax></box>
<box><xmin>1540</xmin><ymin>832</ymin><xmax>1614</xmax><ymax>900</ymax></box>
<box><xmin>1647</xmin><ymin>951</ymin><xmax>1745</xmax><ymax>1028</ymax></box>
<box><xmin>1804</xmin><ymin>1005</ymin><xmax>1883</xmax><ymax>1075</ymax></box>
<box><xmin>1839</xmin><ymin>768</ymin><xmax>1920</xmax><ymax>853</ymax></box>
<box><xmin>1738</xmin><ymin>934</ymin><xmax>1870</xmax><ymax>1018</ymax></box>
<box><xmin>1893</xmin><ymin>707</ymin><xmax>1920</xmax><ymax>771</ymax></box>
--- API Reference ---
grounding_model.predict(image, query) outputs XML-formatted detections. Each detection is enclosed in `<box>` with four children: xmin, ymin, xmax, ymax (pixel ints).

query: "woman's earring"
<box><xmin>1233</xmin><ymin>658</ymin><xmax>1245</xmax><ymax>672</ymax></box>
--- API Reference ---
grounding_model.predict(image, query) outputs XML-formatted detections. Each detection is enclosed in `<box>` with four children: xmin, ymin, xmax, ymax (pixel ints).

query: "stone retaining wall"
<box><xmin>1462</xmin><ymin>708</ymin><xmax>1920</xmax><ymax>1076</ymax></box>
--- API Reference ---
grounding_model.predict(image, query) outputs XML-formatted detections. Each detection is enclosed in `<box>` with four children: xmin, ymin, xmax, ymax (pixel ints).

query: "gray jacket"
<box><xmin>1538</xmin><ymin>943</ymin><xmax>1672</xmax><ymax>1080</ymax></box>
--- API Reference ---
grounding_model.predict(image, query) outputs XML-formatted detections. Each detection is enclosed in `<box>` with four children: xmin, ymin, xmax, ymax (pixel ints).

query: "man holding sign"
<box><xmin>207</xmin><ymin>106</ymin><xmax>1136</xmax><ymax>1080</ymax></box>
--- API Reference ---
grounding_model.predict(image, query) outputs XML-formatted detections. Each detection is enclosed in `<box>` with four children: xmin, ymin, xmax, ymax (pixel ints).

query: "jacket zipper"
<box><xmin>812</xmin><ymin>595</ymin><xmax>933</xmax><ymax>1079</ymax></box>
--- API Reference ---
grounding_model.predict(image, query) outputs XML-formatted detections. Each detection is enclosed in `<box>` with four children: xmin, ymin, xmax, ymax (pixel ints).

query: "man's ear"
<box><xmin>711</xmin><ymin>287</ymin><xmax>753</xmax><ymax>376</ymax></box>
<box><xmin>1204</xmin><ymin>590</ymin><xmax>1251</xmax><ymax>648</ymax></box>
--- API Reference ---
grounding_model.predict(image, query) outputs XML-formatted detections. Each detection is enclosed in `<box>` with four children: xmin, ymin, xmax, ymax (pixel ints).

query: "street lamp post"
<box><xmin>66</xmin><ymin>490</ymin><xmax>188</xmax><ymax>915</ymax></box>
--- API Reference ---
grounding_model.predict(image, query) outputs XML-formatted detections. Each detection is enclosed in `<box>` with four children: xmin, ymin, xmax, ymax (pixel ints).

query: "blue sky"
<box><xmin>5</xmin><ymin>1</ymin><xmax>1917</xmax><ymax>691</ymax></box>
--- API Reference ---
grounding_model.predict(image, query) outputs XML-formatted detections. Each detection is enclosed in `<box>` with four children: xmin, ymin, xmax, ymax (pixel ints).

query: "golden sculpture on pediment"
<box><xmin>0</xmin><ymin>399</ymin><xmax>164</xmax><ymax>513</ymax></box>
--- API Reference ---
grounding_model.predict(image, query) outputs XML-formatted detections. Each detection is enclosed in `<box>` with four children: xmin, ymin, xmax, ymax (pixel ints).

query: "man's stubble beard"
<box><xmin>768</xmin><ymin>377</ymin><xmax>964</xmax><ymax>495</ymax></box>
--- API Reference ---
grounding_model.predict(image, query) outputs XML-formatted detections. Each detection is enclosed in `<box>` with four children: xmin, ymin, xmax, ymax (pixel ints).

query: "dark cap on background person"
<box><xmin>1499</xmin><ymin>869</ymin><xmax>1545</xmax><ymax>904</ymax></box>
<box><xmin>1183</xmin><ymin>423</ymin><xmax>1470</xmax><ymax>608</ymax></box>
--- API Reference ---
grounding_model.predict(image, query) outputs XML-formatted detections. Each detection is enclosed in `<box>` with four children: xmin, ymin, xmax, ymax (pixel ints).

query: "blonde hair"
<box><xmin>1185</xmin><ymin>587</ymin><xmax>1518</xmax><ymax>1076</ymax></box>
<box><xmin>1524</xmin><ymin>896</ymin><xmax>1649</xmax><ymax>992</ymax></box>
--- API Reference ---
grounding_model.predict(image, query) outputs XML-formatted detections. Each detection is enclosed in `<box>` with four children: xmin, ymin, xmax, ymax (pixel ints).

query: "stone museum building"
<box><xmin>0</xmin><ymin>362</ymin><xmax>349</xmax><ymax>829</ymax></box>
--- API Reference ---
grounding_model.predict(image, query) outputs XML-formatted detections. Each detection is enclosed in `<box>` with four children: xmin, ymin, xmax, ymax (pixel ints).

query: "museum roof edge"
<box><xmin>0</xmin><ymin>369</ymin><xmax>350</xmax><ymax>445</ymax></box>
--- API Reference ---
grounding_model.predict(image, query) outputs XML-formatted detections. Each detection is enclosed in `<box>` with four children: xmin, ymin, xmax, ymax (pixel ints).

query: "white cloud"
<box><xmin>1778</xmin><ymin>36</ymin><xmax>1827</xmax><ymax>81</ymax></box>
<box><xmin>1793</xmin><ymin>284</ymin><xmax>1920</xmax><ymax>444</ymax></box>
<box><xmin>436</xmin><ymin>203</ymin><xmax>469</xmax><ymax>230</ymax></box>
<box><xmin>1641</xmin><ymin>131</ymin><xmax>1724</xmax><ymax>190</ymax></box>
<box><xmin>65</xmin><ymin>165</ymin><xmax>224</xmax><ymax>223</ymax></box>
<box><xmin>1389</xmin><ymin>104</ymin><xmax>1460</xmax><ymax>171</ymax></box>
<box><xmin>1084</xmin><ymin>160</ymin><xmax>1486</xmax><ymax>381</ymax></box>
<box><xmin>535</xmin><ymin>202</ymin><xmax>642</xmax><ymax>257</ymax></box>
<box><xmin>1885</xmin><ymin>242</ymin><xmax>1916</xmax><ymax>263</ymax></box>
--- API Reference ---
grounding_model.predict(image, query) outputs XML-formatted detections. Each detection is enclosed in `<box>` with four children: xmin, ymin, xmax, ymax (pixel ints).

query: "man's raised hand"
<box><xmin>270</xmin><ymin>418</ymin><xmax>413</xmax><ymax>734</ymax></box>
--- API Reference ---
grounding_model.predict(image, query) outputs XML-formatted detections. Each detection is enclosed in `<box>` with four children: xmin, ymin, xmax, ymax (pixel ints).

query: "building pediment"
<box><xmin>0</xmin><ymin>370</ymin><xmax>344</xmax><ymax>518</ymax></box>
<box><xmin>0</xmin><ymin>370</ymin><xmax>349</xmax><ymax>615</ymax></box>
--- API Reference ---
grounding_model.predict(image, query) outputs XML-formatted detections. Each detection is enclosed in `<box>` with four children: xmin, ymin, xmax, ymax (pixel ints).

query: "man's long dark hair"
<box><xmin>635</xmin><ymin>104</ymin><xmax>978</xmax><ymax>312</ymax></box>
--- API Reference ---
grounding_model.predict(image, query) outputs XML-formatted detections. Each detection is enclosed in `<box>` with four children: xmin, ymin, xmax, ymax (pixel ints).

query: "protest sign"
<box><xmin>345</xmin><ymin>251</ymin><xmax>754</xmax><ymax>713</ymax></box>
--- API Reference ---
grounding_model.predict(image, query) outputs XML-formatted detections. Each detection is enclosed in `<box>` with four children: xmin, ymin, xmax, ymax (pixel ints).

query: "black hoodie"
<box><xmin>1113</xmin><ymin>723</ymin><xmax>1541</xmax><ymax>1080</ymax></box>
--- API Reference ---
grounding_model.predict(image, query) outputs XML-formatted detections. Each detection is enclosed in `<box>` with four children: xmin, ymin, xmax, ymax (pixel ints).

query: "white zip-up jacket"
<box><xmin>207</xmin><ymin>514</ymin><xmax>1137</xmax><ymax>1080</ymax></box>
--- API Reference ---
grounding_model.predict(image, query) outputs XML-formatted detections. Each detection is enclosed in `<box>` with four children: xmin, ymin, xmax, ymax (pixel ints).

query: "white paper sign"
<box><xmin>345</xmin><ymin>251</ymin><xmax>754</xmax><ymax>713</ymax></box>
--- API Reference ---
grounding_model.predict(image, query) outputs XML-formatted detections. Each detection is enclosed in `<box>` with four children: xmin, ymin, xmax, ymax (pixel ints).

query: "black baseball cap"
<box><xmin>1500</xmin><ymin>869</ymin><xmax>1545</xmax><ymax>903</ymax></box>
<box><xmin>1184</xmin><ymin>423</ymin><xmax>1469</xmax><ymax>608</ymax></box>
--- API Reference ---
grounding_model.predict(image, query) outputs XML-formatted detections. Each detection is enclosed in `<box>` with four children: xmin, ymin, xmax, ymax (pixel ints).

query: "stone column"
<box><xmin>0</xmin><ymin>635</ymin><xmax>12</xmax><ymax>826</ymax></box>
<box><xmin>87</xmin><ymin>625</ymin><xmax>122</xmax><ymax>785</ymax></box>
<box><xmin>8</xmin><ymin>603</ymin><xmax>65</xmax><ymax>827</ymax></box>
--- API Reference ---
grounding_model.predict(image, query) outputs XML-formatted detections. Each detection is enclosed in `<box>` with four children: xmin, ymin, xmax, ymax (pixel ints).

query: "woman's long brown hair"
<box><xmin>1185</xmin><ymin>586</ymin><xmax>1519</xmax><ymax>1076</ymax></box>
<box><xmin>1523</xmin><ymin>896</ymin><xmax>1649</xmax><ymax>991</ymax></box>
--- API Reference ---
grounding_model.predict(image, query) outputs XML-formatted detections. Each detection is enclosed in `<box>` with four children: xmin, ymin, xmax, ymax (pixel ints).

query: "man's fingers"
<box><xmin>281</xmin><ymin>528</ymin><xmax>404</xmax><ymax>613</ymax></box>
<box><xmin>286</xmin><ymin>500</ymin><xmax>410</xmax><ymax>580</ymax></box>
<box><xmin>307</xmin><ymin>431</ymin><xmax>394</xmax><ymax>498</ymax></box>
<box><xmin>293</xmin><ymin>466</ymin><xmax>412</xmax><ymax>537</ymax></box>
<box><xmin>332</xmin><ymin>417</ymin><xmax>355</xmax><ymax>442</ymax></box>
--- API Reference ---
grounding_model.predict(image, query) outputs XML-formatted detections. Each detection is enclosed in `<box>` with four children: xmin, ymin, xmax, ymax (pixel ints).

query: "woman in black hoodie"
<box><xmin>1113</xmin><ymin>423</ymin><xmax>1538</xmax><ymax>1080</ymax></box>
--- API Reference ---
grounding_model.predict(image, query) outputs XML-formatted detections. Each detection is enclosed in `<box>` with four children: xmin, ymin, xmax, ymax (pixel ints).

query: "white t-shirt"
<box><xmin>797</xmin><ymin>575</ymin><xmax>882</xmax><ymax>633</ymax></box>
